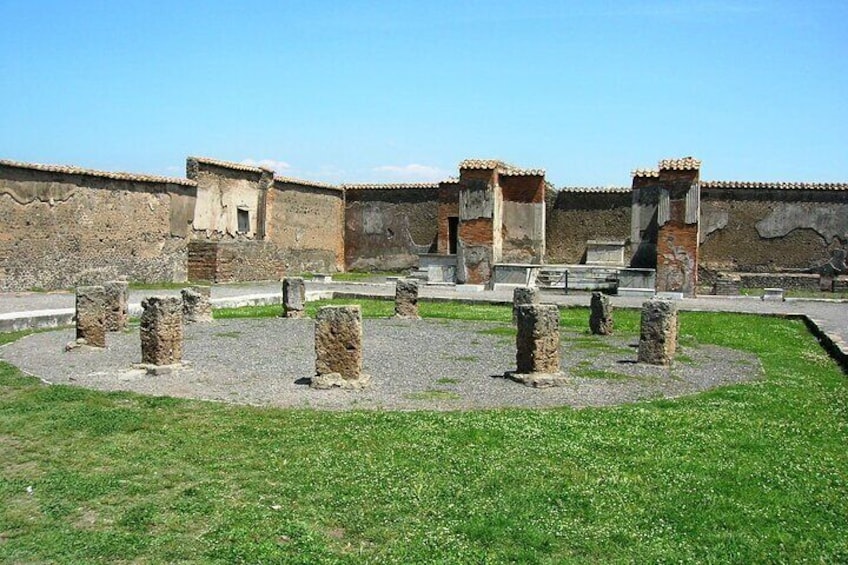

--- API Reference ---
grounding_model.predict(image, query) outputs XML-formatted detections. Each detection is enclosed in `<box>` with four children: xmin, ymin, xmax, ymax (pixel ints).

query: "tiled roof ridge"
<box><xmin>558</xmin><ymin>185</ymin><xmax>631</xmax><ymax>193</ymax></box>
<box><xmin>459</xmin><ymin>158</ymin><xmax>545</xmax><ymax>176</ymax></box>
<box><xmin>0</xmin><ymin>158</ymin><xmax>197</xmax><ymax>186</ymax></box>
<box><xmin>342</xmin><ymin>182</ymin><xmax>442</xmax><ymax>190</ymax></box>
<box><xmin>189</xmin><ymin>156</ymin><xmax>271</xmax><ymax>173</ymax></box>
<box><xmin>275</xmin><ymin>175</ymin><xmax>342</xmax><ymax>191</ymax></box>
<box><xmin>702</xmin><ymin>180</ymin><xmax>848</xmax><ymax>191</ymax></box>
<box><xmin>659</xmin><ymin>156</ymin><xmax>701</xmax><ymax>171</ymax></box>
<box><xmin>631</xmin><ymin>168</ymin><xmax>659</xmax><ymax>178</ymax></box>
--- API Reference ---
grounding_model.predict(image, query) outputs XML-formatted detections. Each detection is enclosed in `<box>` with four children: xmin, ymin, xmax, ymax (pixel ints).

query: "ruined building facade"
<box><xmin>1</xmin><ymin>155</ymin><xmax>845</xmax><ymax>293</ymax></box>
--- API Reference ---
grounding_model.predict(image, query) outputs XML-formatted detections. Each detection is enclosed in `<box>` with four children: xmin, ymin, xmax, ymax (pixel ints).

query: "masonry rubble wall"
<box><xmin>344</xmin><ymin>186</ymin><xmax>438</xmax><ymax>271</ymax></box>
<box><xmin>0</xmin><ymin>161</ymin><xmax>195</xmax><ymax>292</ymax></box>
<box><xmin>545</xmin><ymin>189</ymin><xmax>632</xmax><ymax>265</ymax></box>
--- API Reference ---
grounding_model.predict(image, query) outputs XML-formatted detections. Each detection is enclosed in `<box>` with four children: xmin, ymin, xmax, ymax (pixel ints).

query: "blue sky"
<box><xmin>1</xmin><ymin>1</ymin><xmax>846</xmax><ymax>186</ymax></box>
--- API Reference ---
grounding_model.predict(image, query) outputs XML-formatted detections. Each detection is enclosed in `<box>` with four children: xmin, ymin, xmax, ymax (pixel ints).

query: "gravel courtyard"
<box><xmin>1</xmin><ymin>318</ymin><xmax>762</xmax><ymax>411</ymax></box>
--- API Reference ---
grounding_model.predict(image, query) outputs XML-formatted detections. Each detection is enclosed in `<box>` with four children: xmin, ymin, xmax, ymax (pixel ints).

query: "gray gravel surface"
<box><xmin>1</xmin><ymin>318</ymin><xmax>761</xmax><ymax>411</ymax></box>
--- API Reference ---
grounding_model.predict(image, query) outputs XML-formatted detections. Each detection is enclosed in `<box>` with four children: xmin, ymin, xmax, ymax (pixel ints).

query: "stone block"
<box><xmin>589</xmin><ymin>292</ymin><xmax>613</xmax><ymax>335</ymax></box>
<box><xmin>103</xmin><ymin>281</ymin><xmax>129</xmax><ymax>332</ymax></box>
<box><xmin>282</xmin><ymin>277</ymin><xmax>306</xmax><ymax>318</ymax></box>
<box><xmin>713</xmin><ymin>273</ymin><xmax>741</xmax><ymax>296</ymax></box>
<box><xmin>637</xmin><ymin>299</ymin><xmax>678</xmax><ymax>366</ymax></box>
<box><xmin>75</xmin><ymin>285</ymin><xmax>107</xmax><ymax>347</ymax></box>
<box><xmin>182</xmin><ymin>285</ymin><xmax>213</xmax><ymax>323</ymax></box>
<box><xmin>140</xmin><ymin>296</ymin><xmax>183</xmax><ymax>366</ymax></box>
<box><xmin>515</xmin><ymin>304</ymin><xmax>560</xmax><ymax>374</ymax></box>
<box><xmin>512</xmin><ymin>286</ymin><xmax>539</xmax><ymax>323</ymax></box>
<box><xmin>313</xmin><ymin>305</ymin><xmax>367</xmax><ymax>388</ymax></box>
<box><xmin>762</xmin><ymin>288</ymin><xmax>785</xmax><ymax>302</ymax></box>
<box><xmin>394</xmin><ymin>279</ymin><xmax>420</xmax><ymax>319</ymax></box>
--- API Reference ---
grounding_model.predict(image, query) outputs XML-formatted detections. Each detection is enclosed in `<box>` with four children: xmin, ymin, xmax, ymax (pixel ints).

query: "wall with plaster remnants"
<box><xmin>344</xmin><ymin>186</ymin><xmax>439</xmax><ymax>271</ymax></box>
<box><xmin>545</xmin><ymin>188</ymin><xmax>632</xmax><ymax>264</ymax></box>
<box><xmin>700</xmin><ymin>186</ymin><xmax>848</xmax><ymax>275</ymax></box>
<box><xmin>0</xmin><ymin>161</ymin><xmax>195</xmax><ymax>291</ymax></box>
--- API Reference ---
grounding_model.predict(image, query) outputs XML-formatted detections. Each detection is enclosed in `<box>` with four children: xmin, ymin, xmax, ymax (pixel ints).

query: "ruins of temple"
<box><xmin>1</xmin><ymin>154</ymin><xmax>846</xmax><ymax>294</ymax></box>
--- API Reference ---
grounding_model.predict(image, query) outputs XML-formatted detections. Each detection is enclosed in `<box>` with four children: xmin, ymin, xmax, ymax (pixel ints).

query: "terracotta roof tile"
<box><xmin>342</xmin><ymin>182</ymin><xmax>441</xmax><ymax>191</ymax></box>
<box><xmin>459</xmin><ymin>159</ymin><xmax>545</xmax><ymax>176</ymax></box>
<box><xmin>558</xmin><ymin>186</ymin><xmax>631</xmax><ymax>193</ymax></box>
<box><xmin>0</xmin><ymin>159</ymin><xmax>197</xmax><ymax>186</ymax></box>
<box><xmin>658</xmin><ymin>157</ymin><xmax>701</xmax><ymax>171</ymax></box>
<box><xmin>702</xmin><ymin>180</ymin><xmax>848</xmax><ymax>191</ymax></box>
<box><xmin>631</xmin><ymin>168</ymin><xmax>660</xmax><ymax>178</ymax></box>
<box><xmin>276</xmin><ymin>176</ymin><xmax>342</xmax><ymax>191</ymax></box>
<box><xmin>499</xmin><ymin>168</ymin><xmax>546</xmax><ymax>176</ymax></box>
<box><xmin>189</xmin><ymin>156</ymin><xmax>270</xmax><ymax>173</ymax></box>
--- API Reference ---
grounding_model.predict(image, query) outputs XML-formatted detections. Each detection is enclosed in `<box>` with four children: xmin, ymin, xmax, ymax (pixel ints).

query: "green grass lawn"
<box><xmin>1</xmin><ymin>301</ymin><xmax>846</xmax><ymax>563</ymax></box>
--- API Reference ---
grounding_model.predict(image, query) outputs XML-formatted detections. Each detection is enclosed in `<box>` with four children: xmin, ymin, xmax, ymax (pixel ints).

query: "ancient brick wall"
<box><xmin>700</xmin><ymin>186</ymin><xmax>848</xmax><ymax>275</ymax></box>
<box><xmin>268</xmin><ymin>180</ymin><xmax>345</xmax><ymax>273</ymax></box>
<box><xmin>187</xmin><ymin>240</ymin><xmax>286</xmax><ymax>283</ymax></box>
<box><xmin>0</xmin><ymin>161</ymin><xmax>195</xmax><ymax>292</ymax></box>
<box><xmin>344</xmin><ymin>186</ymin><xmax>438</xmax><ymax>271</ymax></box>
<box><xmin>545</xmin><ymin>189</ymin><xmax>631</xmax><ymax>264</ymax></box>
<box><xmin>436</xmin><ymin>183</ymin><xmax>459</xmax><ymax>255</ymax></box>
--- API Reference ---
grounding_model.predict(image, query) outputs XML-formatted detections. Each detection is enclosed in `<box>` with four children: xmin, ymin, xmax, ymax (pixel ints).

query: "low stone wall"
<box><xmin>187</xmin><ymin>240</ymin><xmax>287</xmax><ymax>282</ymax></box>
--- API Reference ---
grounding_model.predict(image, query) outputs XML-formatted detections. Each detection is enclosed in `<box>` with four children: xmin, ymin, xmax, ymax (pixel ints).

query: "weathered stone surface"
<box><xmin>637</xmin><ymin>299</ymin><xmax>678</xmax><ymax>366</ymax></box>
<box><xmin>140</xmin><ymin>296</ymin><xmax>183</xmax><ymax>366</ymax></box>
<box><xmin>314</xmin><ymin>305</ymin><xmax>363</xmax><ymax>382</ymax></box>
<box><xmin>512</xmin><ymin>286</ymin><xmax>539</xmax><ymax>323</ymax></box>
<box><xmin>515</xmin><ymin>304</ymin><xmax>560</xmax><ymax>374</ymax></box>
<box><xmin>103</xmin><ymin>281</ymin><xmax>129</xmax><ymax>332</ymax></box>
<box><xmin>589</xmin><ymin>292</ymin><xmax>614</xmax><ymax>335</ymax></box>
<box><xmin>182</xmin><ymin>285</ymin><xmax>213</xmax><ymax>323</ymax></box>
<box><xmin>394</xmin><ymin>279</ymin><xmax>420</xmax><ymax>319</ymax></box>
<box><xmin>282</xmin><ymin>277</ymin><xmax>306</xmax><ymax>318</ymax></box>
<box><xmin>713</xmin><ymin>272</ymin><xmax>741</xmax><ymax>296</ymax></box>
<box><xmin>75</xmin><ymin>285</ymin><xmax>107</xmax><ymax>348</ymax></box>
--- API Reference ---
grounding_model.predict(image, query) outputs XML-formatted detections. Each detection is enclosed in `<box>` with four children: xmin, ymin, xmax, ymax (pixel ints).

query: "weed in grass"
<box><xmin>404</xmin><ymin>389</ymin><xmax>461</xmax><ymax>401</ymax></box>
<box><xmin>436</xmin><ymin>377</ymin><xmax>460</xmax><ymax>385</ymax></box>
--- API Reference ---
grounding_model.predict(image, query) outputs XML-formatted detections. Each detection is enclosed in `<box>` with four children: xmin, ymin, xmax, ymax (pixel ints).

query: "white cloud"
<box><xmin>372</xmin><ymin>163</ymin><xmax>448</xmax><ymax>182</ymax></box>
<box><xmin>239</xmin><ymin>158</ymin><xmax>291</xmax><ymax>172</ymax></box>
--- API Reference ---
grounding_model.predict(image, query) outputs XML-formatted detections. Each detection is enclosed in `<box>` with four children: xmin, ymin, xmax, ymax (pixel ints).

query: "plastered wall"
<box><xmin>344</xmin><ymin>187</ymin><xmax>438</xmax><ymax>271</ymax></box>
<box><xmin>545</xmin><ymin>189</ymin><xmax>632</xmax><ymax>264</ymax></box>
<box><xmin>0</xmin><ymin>163</ymin><xmax>195</xmax><ymax>291</ymax></box>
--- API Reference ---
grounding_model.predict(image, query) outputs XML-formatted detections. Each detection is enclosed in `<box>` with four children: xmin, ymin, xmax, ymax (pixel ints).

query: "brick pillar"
<box><xmin>512</xmin><ymin>287</ymin><xmax>539</xmax><ymax>323</ymax></box>
<box><xmin>313</xmin><ymin>306</ymin><xmax>368</xmax><ymax>388</ymax></box>
<box><xmin>457</xmin><ymin>166</ymin><xmax>497</xmax><ymax>285</ymax></box>
<box><xmin>75</xmin><ymin>285</ymin><xmax>107</xmax><ymax>347</ymax></box>
<box><xmin>515</xmin><ymin>304</ymin><xmax>560</xmax><ymax>374</ymax></box>
<box><xmin>140</xmin><ymin>297</ymin><xmax>184</xmax><ymax>366</ymax></box>
<box><xmin>103</xmin><ymin>281</ymin><xmax>128</xmax><ymax>332</ymax></box>
<box><xmin>655</xmin><ymin>157</ymin><xmax>701</xmax><ymax>296</ymax></box>
<box><xmin>637</xmin><ymin>299</ymin><xmax>678</xmax><ymax>365</ymax></box>
<box><xmin>394</xmin><ymin>279</ymin><xmax>420</xmax><ymax>319</ymax></box>
<box><xmin>589</xmin><ymin>292</ymin><xmax>613</xmax><ymax>335</ymax></box>
<box><xmin>182</xmin><ymin>285</ymin><xmax>213</xmax><ymax>323</ymax></box>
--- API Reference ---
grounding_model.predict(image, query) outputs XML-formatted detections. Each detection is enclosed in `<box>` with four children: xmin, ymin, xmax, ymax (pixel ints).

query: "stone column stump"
<box><xmin>282</xmin><ymin>277</ymin><xmax>306</xmax><ymax>318</ymax></box>
<box><xmin>140</xmin><ymin>297</ymin><xmax>184</xmax><ymax>368</ymax></box>
<box><xmin>637</xmin><ymin>299</ymin><xmax>678</xmax><ymax>366</ymax></box>
<box><xmin>589</xmin><ymin>292</ymin><xmax>613</xmax><ymax>335</ymax></box>
<box><xmin>103</xmin><ymin>281</ymin><xmax>129</xmax><ymax>332</ymax></box>
<box><xmin>311</xmin><ymin>305</ymin><xmax>370</xmax><ymax>389</ymax></box>
<box><xmin>509</xmin><ymin>304</ymin><xmax>568</xmax><ymax>387</ymax></box>
<box><xmin>394</xmin><ymin>279</ymin><xmax>420</xmax><ymax>319</ymax></box>
<box><xmin>512</xmin><ymin>287</ymin><xmax>539</xmax><ymax>323</ymax></box>
<box><xmin>73</xmin><ymin>285</ymin><xmax>107</xmax><ymax>348</ymax></box>
<box><xmin>182</xmin><ymin>285</ymin><xmax>213</xmax><ymax>323</ymax></box>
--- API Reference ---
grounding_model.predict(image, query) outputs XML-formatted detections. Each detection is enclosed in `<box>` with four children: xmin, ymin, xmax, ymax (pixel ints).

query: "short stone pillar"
<box><xmin>282</xmin><ymin>277</ymin><xmax>306</xmax><ymax>318</ymax></box>
<box><xmin>182</xmin><ymin>285</ymin><xmax>213</xmax><ymax>323</ymax></box>
<box><xmin>589</xmin><ymin>292</ymin><xmax>613</xmax><ymax>335</ymax></box>
<box><xmin>140</xmin><ymin>297</ymin><xmax>183</xmax><ymax>366</ymax></box>
<box><xmin>312</xmin><ymin>305</ymin><xmax>369</xmax><ymax>389</ymax></box>
<box><xmin>637</xmin><ymin>299</ymin><xmax>678</xmax><ymax>366</ymax></box>
<box><xmin>515</xmin><ymin>304</ymin><xmax>560</xmax><ymax>374</ymax></box>
<box><xmin>512</xmin><ymin>287</ymin><xmax>539</xmax><ymax>323</ymax></box>
<box><xmin>103</xmin><ymin>281</ymin><xmax>129</xmax><ymax>332</ymax></box>
<box><xmin>75</xmin><ymin>285</ymin><xmax>107</xmax><ymax>347</ymax></box>
<box><xmin>394</xmin><ymin>279</ymin><xmax>420</xmax><ymax>319</ymax></box>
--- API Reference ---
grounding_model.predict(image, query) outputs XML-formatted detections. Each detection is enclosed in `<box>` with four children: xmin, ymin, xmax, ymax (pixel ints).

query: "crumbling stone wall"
<box><xmin>700</xmin><ymin>187</ymin><xmax>848</xmax><ymax>275</ymax></box>
<box><xmin>0</xmin><ymin>161</ymin><xmax>195</xmax><ymax>292</ymax></box>
<box><xmin>344</xmin><ymin>186</ymin><xmax>437</xmax><ymax>271</ymax></box>
<box><xmin>187</xmin><ymin>240</ymin><xmax>287</xmax><ymax>282</ymax></box>
<box><xmin>500</xmin><ymin>175</ymin><xmax>546</xmax><ymax>263</ymax></box>
<box><xmin>545</xmin><ymin>188</ymin><xmax>631</xmax><ymax>264</ymax></box>
<box><xmin>268</xmin><ymin>180</ymin><xmax>345</xmax><ymax>273</ymax></box>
